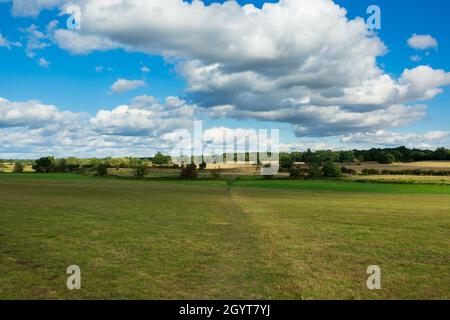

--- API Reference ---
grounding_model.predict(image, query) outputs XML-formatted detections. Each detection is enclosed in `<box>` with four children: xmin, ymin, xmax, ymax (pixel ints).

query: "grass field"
<box><xmin>0</xmin><ymin>173</ymin><xmax>449</xmax><ymax>299</ymax></box>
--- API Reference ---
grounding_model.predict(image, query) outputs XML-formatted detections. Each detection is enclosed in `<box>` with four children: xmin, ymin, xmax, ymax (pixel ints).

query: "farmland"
<box><xmin>0</xmin><ymin>173</ymin><xmax>449</xmax><ymax>299</ymax></box>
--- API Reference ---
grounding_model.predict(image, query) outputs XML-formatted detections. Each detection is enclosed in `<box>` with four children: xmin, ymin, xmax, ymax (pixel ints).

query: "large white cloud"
<box><xmin>205</xmin><ymin>103</ymin><xmax>427</xmax><ymax>137</ymax></box>
<box><xmin>0</xmin><ymin>95</ymin><xmax>197</xmax><ymax>158</ymax></box>
<box><xmin>0</xmin><ymin>97</ymin><xmax>77</xmax><ymax>128</ymax></box>
<box><xmin>2</xmin><ymin>0</ymin><xmax>450</xmax><ymax>142</ymax></box>
<box><xmin>43</xmin><ymin>0</ymin><xmax>450</xmax><ymax>137</ymax></box>
<box><xmin>90</xmin><ymin>95</ymin><xmax>196</xmax><ymax>136</ymax></box>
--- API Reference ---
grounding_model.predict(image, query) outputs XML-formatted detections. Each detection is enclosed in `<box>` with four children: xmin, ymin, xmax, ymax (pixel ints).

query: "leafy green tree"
<box><xmin>304</xmin><ymin>149</ymin><xmax>322</xmax><ymax>166</ymax></box>
<box><xmin>152</xmin><ymin>152</ymin><xmax>171</xmax><ymax>165</ymax></box>
<box><xmin>54</xmin><ymin>158</ymin><xmax>68</xmax><ymax>173</ymax></box>
<box><xmin>290</xmin><ymin>152</ymin><xmax>304</xmax><ymax>163</ymax></box>
<box><xmin>88</xmin><ymin>158</ymin><xmax>101</xmax><ymax>168</ymax></box>
<box><xmin>378</xmin><ymin>152</ymin><xmax>395</xmax><ymax>164</ymax></box>
<box><xmin>96</xmin><ymin>163</ymin><xmax>108</xmax><ymax>176</ymax></box>
<box><xmin>434</xmin><ymin>148</ymin><xmax>450</xmax><ymax>161</ymax></box>
<box><xmin>33</xmin><ymin>157</ymin><xmax>55</xmax><ymax>173</ymax></box>
<box><xmin>308</xmin><ymin>162</ymin><xmax>323</xmax><ymax>178</ymax></box>
<box><xmin>322</xmin><ymin>161</ymin><xmax>342</xmax><ymax>177</ymax></box>
<box><xmin>338</xmin><ymin>151</ymin><xmax>355</xmax><ymax>163</ymax></box>
<box><xmin>279</xmin><ymin>153</ymin><xmax>294</xmax><ymax>169</ymax></box>
<box><xmin>13</xmin><ymin>162</ymin><xmax>24</xmax><ymax>173</ymax></box>
<box><xmin>134</xmin><ymin>163</ymin><xmax>147</xmax><ymax>177</ymax></box>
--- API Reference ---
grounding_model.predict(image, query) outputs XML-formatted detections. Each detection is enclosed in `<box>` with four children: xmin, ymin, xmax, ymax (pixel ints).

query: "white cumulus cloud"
<box><xmin>90</xmin><ymin>95</ymin><xmax>196</xmax><ymax>136</ymax></box>
<box><xmin>110</xmin><ymin>78</ymin><xmax>147</xmax><ymax>95</ymax></box>
<box><xmin>2</xmin><ymin>0</ymin><xmax>450</xmax><ymax>140</ymax></box>
<box><xmin>42</xmin><ymin>0</ymin><xmax>450</xmax><ymax>137</ymax></box>
<box><xmin>407</xmin><ymin>34</ymin><xmax>438</xmax><ymax>50</ymax></box>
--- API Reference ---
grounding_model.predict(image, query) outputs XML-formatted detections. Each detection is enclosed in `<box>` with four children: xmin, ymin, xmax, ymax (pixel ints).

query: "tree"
<box><xmin>304</xmin><ymin>149</ymin><xmax>322</xmax><ymax>166</ymax></box>
<box><xmin>378</xmin><ymin>152</ymin><xmax>395</xmax><ymax>164</ymax></box>
<box><xmin>322</xmin><ymin>161</ymin><xmax>342</xmax><ymax>177</ymax></box>
<box><xmin>134</xmin><ymin>163</ymin><xmax>147</xmax><ymax>177</ymax></box>
<box><xmin>308</xmin><ymin>162</ymin><xmax>323</xmax><ymax>178</ymax></box>
<box><xmin>13</xmin><ymin>162</ymin><xmax>24</xmax><ymax>173</ymax></box>
<box><xmin>434</xmin><ymin>148</ymin><xmax>450</xmax><ymax>161</ymax></box>
<box><xmin>54</xmin><ymin>158</ymin><xmax>68</xmax><ymax>173</ymax></box>
<box><xmin>280</xmin><ymin>153</ymin><xmax>294</xmax><ymax>169</ymax></box>
<box><xmin>199</xmin><ymin>161</ymin><xmax>207</xmax><ymax>170</ymax></box>
<box><xmin>338</xmin><ymin>151</ymin><xmax>356</xmax><ymax>163</ymax></box>
<box><xmin>291</xmin><ymin>152</ymin><xmax>304</xmax><ymax>162</ymax></box>
<box><xmin>180</xmin><ymin>164</ymin><xmax>198</xmax><ymax>179</ymax></box>
<box><xmin>152</xmin><ymin>152</ymin><xmax>171</xmax><ymax>165</ymax></box>
<box><xmin>95</xmin><ymin>163</ymin><xmax>108</xmax><ymax>176</ymax></box>
<box><xmin>33</xmin><ymin>157</ymin><xmax>55</xmax><ymax>173</ymax></box>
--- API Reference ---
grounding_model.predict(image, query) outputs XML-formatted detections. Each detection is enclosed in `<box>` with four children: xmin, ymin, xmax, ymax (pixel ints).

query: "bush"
<box><xmin>134</xmin><ymin>164</ymin><xmax>147</xmax><ymax>177</ymax></box>
<box><xmin>95</xmin><ymin>163</ymin><xmax>108</xmax><ymax>176</ymax></box>
<box><xmin>322</xmin><ymin>161</ymin><xmax>342</xmax><ymax>177</ymax></box>
<box><xmin>13</xmin><ymin>162</ymin><xmax>24</xmax><ymax>173</ymax></box>
<box><xmin>180</xmin><ymin>164</ymin><xmax>198</xmax><ymax>179</ymax></box>
<box><xmin>361</xmin><ymin>168</ymin><xmax>381</xmax><ymax>175</ymax></box>
<box><xmin>289</xmin><ymin>167</ymin><xmax>301</xmax><ymax>178</ymax></box>
<box><xmin>211</xmin><ymin>170</ymin><xmax>222</xmax><ymax>179</ymax></box>
<box><xmin>341</xmin><ymin>166</ymin><xmax>357</xmax><ymax>175</ymax></box>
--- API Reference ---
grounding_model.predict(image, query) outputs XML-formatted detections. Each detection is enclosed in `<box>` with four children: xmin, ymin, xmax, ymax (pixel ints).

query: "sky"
<box><xmin>0</xmin><ymin>0</ymin><xmax>450</xmax><ymax>159</ymax></box>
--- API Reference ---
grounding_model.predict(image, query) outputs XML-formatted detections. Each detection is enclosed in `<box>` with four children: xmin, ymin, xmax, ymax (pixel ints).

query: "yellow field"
<box><xmin>0</xmin><ymin>163</ymin><xmax>34</xmax><ymax>173</ymax></box>
<box><xmin>399</xmin><ymin>161</ymin><xmax>450</xmax><ymax>168</ymax></box>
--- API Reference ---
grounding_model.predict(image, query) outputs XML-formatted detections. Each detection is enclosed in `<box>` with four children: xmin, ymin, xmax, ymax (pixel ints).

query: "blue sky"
<box><xmin>0</xmin><ymin>0</ymin><xmax>450</xmax><ymax>158</ymax></box>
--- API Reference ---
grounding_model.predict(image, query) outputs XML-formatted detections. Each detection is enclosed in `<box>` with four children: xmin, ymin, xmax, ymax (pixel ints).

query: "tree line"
<box><xmin>3</xmin><ymin>147</ymin><xmax>450</xmax><ymax>178</ymax></box>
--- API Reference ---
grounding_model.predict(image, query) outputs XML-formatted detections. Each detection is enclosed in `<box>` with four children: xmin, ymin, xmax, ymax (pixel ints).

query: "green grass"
<box><xmin>0</xmin><ymin>173</ymin><xmax>449</xmax><ymax>299</ymax></box>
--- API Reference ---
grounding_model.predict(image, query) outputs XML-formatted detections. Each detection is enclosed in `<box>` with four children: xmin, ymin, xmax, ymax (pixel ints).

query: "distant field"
<box><xmin>401</xmin><ymin>161</ymin><xmax>450</xmax><ymax>168</ymax></box>
<box><xmin>0</xmin><ymin>174</ymin><xmax>449</xmax><ymax>299</ymax></box>
<box><xmin>346</xmin><ymin>175</ymin><xmax>450</xmax><ymax>185</ymax></box>
<box><xmin>342</xmin><ymin>161</ymin><xmax>450</xmax><ymax>173</ymax></box>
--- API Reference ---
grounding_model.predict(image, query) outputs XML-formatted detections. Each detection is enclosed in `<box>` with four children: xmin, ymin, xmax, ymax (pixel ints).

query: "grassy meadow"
<box><xmin>0</xmin><ymin>173</ymin><xmax>449</xmax><ymax>299</ymax></box>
